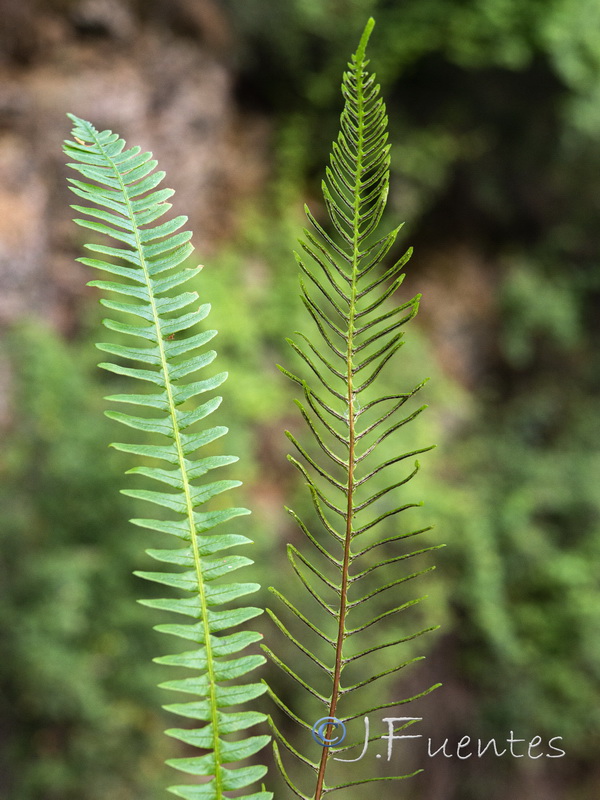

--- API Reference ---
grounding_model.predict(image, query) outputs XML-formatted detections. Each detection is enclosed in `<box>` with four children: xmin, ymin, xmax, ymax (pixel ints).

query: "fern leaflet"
<box><xmin>64</xmin><ymin>115</ymin><xmax>271</xmax><ymax>800</ymax></box>
<box><xmin>264</xmin><ymin>19</ymin><xmax>441</xmax><ymax>799</ymax></box>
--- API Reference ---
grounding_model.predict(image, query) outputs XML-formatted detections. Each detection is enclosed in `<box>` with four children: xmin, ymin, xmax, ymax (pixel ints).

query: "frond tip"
<box><xmin>265</xmin><ymin>19</ymin><xmax>440</xmax><ymax>799</ymax></box>
<box><xmin>64</xmin><ymin>114</ymin><xmax>271</xmax><ymax>800</ymax></box>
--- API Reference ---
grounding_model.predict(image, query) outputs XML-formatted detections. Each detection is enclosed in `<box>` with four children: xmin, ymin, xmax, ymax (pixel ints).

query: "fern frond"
<box><xmin>64</xmin><ymin>115</ymin><xmax>271</xmax><ymax>800</ymax></box>
<box><xmin>266</xmin><ymin>19</ymin><xmax>441</xmax><ymax>798</ymax></box>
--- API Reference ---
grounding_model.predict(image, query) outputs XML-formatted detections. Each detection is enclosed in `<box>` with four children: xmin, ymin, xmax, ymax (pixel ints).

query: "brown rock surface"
<box><xmin>0</xmin><ymin>0</ymin><xmax>269</xmax><ymax>331</ymax></box>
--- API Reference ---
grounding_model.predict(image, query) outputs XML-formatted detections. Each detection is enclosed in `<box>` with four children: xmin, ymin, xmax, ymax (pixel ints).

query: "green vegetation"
<box><xmin>63</xmin><ymin>117</ymin><xmax>271</xmax><ymax>800</ymax></box>
<box><xmin>226</xmin><ymin>5</ymin><xmax>600</xmax><ymax>786</ymax></box>
<box><xmin>0</xmin><ymin>321</ymin><xmax>169</xmax><ymax>800</ymax></box>
<box><xmin>264</xmin><ymin>21</ymin><xmax>441</xmax><ymax>797</ymax></box>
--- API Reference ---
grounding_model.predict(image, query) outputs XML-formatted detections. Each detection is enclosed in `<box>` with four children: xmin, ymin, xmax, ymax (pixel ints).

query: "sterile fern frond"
<box><xmin>64</xmin><ymin>115</ymin><xmax>271</xmax><ymax>800</ymax></box>
<box><xmin>264</xmin><ymin>19</ymin><xmax>441</xmax><ymax>799</ymax></box>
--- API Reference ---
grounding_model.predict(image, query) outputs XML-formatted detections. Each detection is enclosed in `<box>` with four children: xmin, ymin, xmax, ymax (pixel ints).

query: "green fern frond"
<box><xmin>64</xmin><ymin>115</ymin><xmax>271</xmax><ymax>800</ymax></box>
<box><xmin>265</xmin><ymin>19</ymin><xmax>441</xmax><ymax>798</ymax></box>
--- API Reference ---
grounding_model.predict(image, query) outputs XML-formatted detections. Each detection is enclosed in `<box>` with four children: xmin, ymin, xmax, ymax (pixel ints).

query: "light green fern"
<box><xmin>64</xmin><ymin>115</ymin><xmax>271</xmax><ymax>800</ymax></box>
<box><xmin>264</xmin><ymin>19</ymin><xmax>441</xmax><ymax>799</ymax></box>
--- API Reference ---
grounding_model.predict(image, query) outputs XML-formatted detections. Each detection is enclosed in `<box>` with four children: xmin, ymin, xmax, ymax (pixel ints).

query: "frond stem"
<box><xmin>314</xmin><ymin>20</ymin><xmax>373</xmax><ymax>798</ymax></box>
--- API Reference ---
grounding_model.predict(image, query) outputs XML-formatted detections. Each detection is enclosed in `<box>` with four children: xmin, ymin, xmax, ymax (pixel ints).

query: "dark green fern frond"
<box><xmin>64</xmin><ymin>115</ymin><xmax>271</xmax><ymax>800</ymax></box>
<box><xmin>264</xmin><ymin>19</ymin><xmax>441</xmax><ymax>799</ymax></box>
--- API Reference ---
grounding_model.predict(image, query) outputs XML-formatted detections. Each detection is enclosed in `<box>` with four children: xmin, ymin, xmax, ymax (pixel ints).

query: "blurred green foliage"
<box><xmin>0</xmin><ymin>323</ymin><xmax>173</xmax><ymax>800</ymax></box>
<box><xmin>199</xmin><ymin>0</ymin><xmax>600</xmax><ymax>793</ymax></box>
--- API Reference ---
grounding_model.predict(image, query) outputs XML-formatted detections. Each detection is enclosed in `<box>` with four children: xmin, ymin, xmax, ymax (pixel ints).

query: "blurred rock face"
<box><xmin>0</xmin><ymin>0</ymin><xmax>268</xmax><ymax>331</ymax></box>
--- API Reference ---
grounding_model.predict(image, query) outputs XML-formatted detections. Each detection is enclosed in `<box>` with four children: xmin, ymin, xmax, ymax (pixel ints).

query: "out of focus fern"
<box><xmin>64</xmin><ymin>116</ymin><xmax>271</xmax><ymax>800</ymax></box>
<box><xmin>263</xmin><ymin>19</ymin><xmax>441</xmax><ymax>798</ymax></box>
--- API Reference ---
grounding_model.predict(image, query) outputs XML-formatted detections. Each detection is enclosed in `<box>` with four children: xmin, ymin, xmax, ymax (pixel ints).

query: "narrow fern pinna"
<box><xmin>264</xmin><ymin>20</ymin><xmax>441</xmax><ymax>798</ymax></box>
<box><xmin>64</xmin><ymin>115</ymin><xmax>271</xmax><ymax>800</ymax></box>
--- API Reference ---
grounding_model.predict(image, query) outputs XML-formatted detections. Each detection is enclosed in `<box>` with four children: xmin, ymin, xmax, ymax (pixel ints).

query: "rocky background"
<box><xmin>0</xmin><ymin>0</ymin><xmax>271</xmax><ymax>331</ymax></box>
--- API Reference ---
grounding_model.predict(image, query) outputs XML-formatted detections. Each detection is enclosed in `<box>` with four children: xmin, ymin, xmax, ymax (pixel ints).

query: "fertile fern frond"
<box><xmin>64</xmin><ymin>115</ymin><xmax>271</xmax><ymax>800</ymax></box>
<box><xmin>264</xmin><ymin>20</ymin><xmax>441</xmax><ymax>798</ymax></box>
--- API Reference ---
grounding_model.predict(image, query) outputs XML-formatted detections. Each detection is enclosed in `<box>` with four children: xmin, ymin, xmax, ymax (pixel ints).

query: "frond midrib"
<box><xmin>313</xmin><ymin>27</ymin><xmax>370</xmax><ymax>800</ymax></box>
